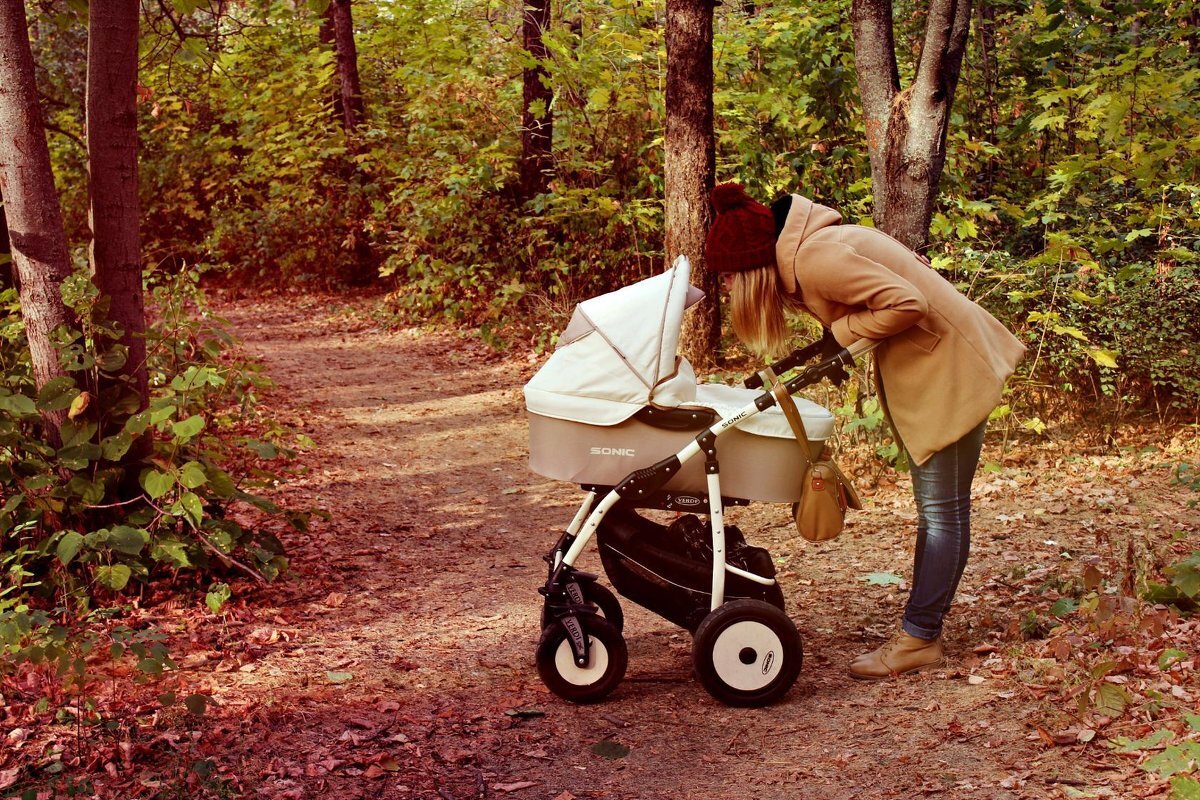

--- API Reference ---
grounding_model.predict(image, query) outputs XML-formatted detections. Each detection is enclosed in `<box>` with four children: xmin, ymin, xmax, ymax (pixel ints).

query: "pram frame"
<box><xmin>540</xmin><ymin>339</ymin><xmax>871</xmax><ymax>671</ymax></box>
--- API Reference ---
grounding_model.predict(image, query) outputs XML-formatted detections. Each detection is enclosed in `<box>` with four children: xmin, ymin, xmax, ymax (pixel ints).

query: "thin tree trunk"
<box><xmin>665</xmin><ymin>0</ymin><xmax>719</xmax><ymax>367</ymax></box>
<box><xmin>87</xmin><ymin>0</ymin><xmax>149</xmax><ymax>422</ymax></box>
<box><xmin>519</xmin><ymin>0</ymin><xmax>553</xmax><ymax>201</ymax></box>
<box><xmin>0</xmin><ymin>0</ymin><xmax>76</xmax><ymax>446</ymax></box>
<box><xmin>851</xmin><ymin>0</ymin><xmax>972</xmax><ymax>251</ymax></box>
<box><xmin>330</xmin><ymin>0</ymin><xmax>365</xmax><ymax>132</ymax></box>
<box><xmin>1</xmin><ymin>187</ymin><xmax>12</xmax><ymax>289</ymax></box>
<box><xmin>320</xmin><ymin>5</ymin><xmax>344</xmax><ymax>125</ymax></box>
<box><xmin>976</xmin><ymin>0</ymin><xmax>998</xmax><ymax>195</ymax></box>
<box><xmin>320</xmin><ymin>0</ymin><xmax>374</xmax><ymax>284</ymax></box>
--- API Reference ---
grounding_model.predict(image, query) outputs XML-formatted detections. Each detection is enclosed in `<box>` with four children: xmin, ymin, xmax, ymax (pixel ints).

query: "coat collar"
<box><xmin>773</xmin><ymin>194</ymin><xmax>842</xmax><ymax>295</ymax></box>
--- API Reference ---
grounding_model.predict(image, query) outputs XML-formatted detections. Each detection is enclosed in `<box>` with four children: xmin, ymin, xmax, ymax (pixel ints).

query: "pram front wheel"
<box><xmin>536</xmin><ymin>615</ymin><xmax>627</xmax><ymax>704</ymax></box>
<box><xmin>541</xmin><ymin>582</ymin><xmax>624</xmax><ymax>633</ymax></box>
<box><xmin>691</xmin><ymin>599</ymin><xmax>802</xmax><ymax>707</ymax></box>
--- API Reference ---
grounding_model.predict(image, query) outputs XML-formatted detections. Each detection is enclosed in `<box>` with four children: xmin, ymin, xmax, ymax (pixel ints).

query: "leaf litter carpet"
<box><xmin>181</xmin><ymin>296</ymin><xmax>1198</xmax><ymax>800</ymax></box>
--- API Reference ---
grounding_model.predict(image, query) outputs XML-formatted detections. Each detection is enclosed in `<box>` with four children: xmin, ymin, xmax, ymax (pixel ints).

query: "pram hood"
<box><xmin>524</xmin><ymin>256</ymin><xmax>705</xmax><ymax>426</ymax></box>
<box><xmin>523</xmin><ymin>257</ymin><xmax>834</xmax><ymax>444</ymax></box>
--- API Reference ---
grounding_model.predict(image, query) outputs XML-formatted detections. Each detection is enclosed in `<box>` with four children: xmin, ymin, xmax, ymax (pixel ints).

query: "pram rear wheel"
<box><xmin>691</xmin><ymin>599</ymin><xmax>802</xmax><ymax>708</ymax></box>
<box><xmin>536</xmin><ymin>615</ymin><xmax>627</xmax><ymax>704</ymax></box>
<box><xmin>541</xmin><ymin>582</ymin><xmax>624</xmax><ymax>633</ymax></box>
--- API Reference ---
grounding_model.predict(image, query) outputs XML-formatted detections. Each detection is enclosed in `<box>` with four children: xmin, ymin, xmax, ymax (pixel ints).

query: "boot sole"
<box><xmin>846</xmin><ymin>658</ymin><xmax>944</xmax><ymax>681</ymax></box>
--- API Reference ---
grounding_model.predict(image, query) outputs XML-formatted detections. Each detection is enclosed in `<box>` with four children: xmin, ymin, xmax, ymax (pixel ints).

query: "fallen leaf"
<box><xmin>505</xmin><ymin>708</ymin><xmax>545</xmax><ymax>719</ymax></box>
<box><xmin>0</xmin><ymin>768</ymin><xmax>20</xmax><ymax>790</ymax></box>
<box><xmin>494</xmin><ymin>781</ymin><xmax>537</xmax><ymax>792</ymax></box>
<box><xmin>861</xmin><ymin>572</ymin><xmax>904</xmax><ymax>586</ymax></box>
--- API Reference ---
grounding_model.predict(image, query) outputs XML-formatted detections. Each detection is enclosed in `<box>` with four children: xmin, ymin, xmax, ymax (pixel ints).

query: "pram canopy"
<box><xmin>523</xmin><ymin>256</ymin><xmax>834</xmax><ymax>443</ymax></box>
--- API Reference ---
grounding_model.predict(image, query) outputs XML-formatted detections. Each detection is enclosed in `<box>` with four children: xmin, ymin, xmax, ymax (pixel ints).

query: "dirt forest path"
<box><xmin>202</xmin><ymin>295</ymin><xmax>1191</xmax><ymax>800</ymax></box>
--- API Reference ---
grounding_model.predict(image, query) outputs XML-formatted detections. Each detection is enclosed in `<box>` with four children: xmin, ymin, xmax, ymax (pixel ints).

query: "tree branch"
<box><xmin>850</xmin><ymin>0</ymin><xmax>900</xmax><ymax>171</ymax></box>
<box><xmin>192</xmin><ymin>527</ymin><xmax>269</xmax><ymax>584</ymax></box>
<box><xmin>913</xmin><ymin>0</ymin><xmax>973</xmax><ymax>107</ymax></box>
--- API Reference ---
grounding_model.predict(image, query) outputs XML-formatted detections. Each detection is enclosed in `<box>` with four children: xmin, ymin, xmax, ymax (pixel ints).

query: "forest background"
<box><xmin>2</xmin><ymin>0</ymin><xmax>1200</xmax><ymax>797</ymax></box>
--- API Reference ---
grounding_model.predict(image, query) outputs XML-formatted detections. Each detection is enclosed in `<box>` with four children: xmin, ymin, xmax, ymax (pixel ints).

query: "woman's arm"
<box><xmin>800</xmin><ymin>240</ymin><xmax>928</xmax><ymax>347</ymax></box>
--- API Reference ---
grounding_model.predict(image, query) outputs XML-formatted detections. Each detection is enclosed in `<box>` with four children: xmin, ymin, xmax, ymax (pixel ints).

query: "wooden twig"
<box><xmin>192</xmin><ymin>526</ymin><xmax>268</xmax><ymax>584</ymax></box>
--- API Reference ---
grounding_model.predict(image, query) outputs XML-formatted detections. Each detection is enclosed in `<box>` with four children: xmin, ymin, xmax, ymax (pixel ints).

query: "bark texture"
<box><xmin>330</xmin><ymin>0</ymin><xmax>365</xmax><ymax>132</ymax></box>
<box><xmin>0</xmin><ymin>0</ymin><xmax>76</xmax><ymax>444</ymax></box>
<box><xmin>519</xmin><ymin>0</ymin><xmax>554</xmax><ymax>201</ymax></box>
<box><xmin>851</xmin><ymin>0</ymin><xmax>972</xmax><ymax>251</ymax></box>
<box><xmin>665</xmin><ymin>0</ymin><xmax>719</xmax><ymax>366</ymax></box>
<box><xmin>1</xmin><ymin>188</ymin><xmax>11</xmax><ymax>289</ymax></box>
<box><xmin>87</xmin><ymin>0</ymin><xmax>149</xmax><ymax>412</ymax></box>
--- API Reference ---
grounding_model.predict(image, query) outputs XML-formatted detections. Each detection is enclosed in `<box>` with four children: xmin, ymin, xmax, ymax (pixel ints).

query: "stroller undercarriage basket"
<box><xmin>597</xmin><ymin>510</ymin><xmax>784</xmax><ymax>633</ymax></box>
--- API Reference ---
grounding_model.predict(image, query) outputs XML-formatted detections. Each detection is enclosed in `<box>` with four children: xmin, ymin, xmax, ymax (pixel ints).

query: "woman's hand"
<box><xmin>817</xmin><ymin>328</ymin><xmax>850</xmax><ymax>386</ymax></box>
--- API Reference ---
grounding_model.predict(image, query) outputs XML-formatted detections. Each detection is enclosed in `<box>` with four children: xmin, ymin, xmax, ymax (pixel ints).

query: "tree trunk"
<box><xmin>319</xmin><ymin>5</ymin><xmax>344</xmax><ymax>126</ymax></box>
<box><xmin>330</xmin><ymin>0</ymin><xmax>365</xmax><ymax>132</ymax></box>
<box><xmin>519</xmin><ymin>0</ymin><xmax>553</xmax><ymax>201</ymax></box>
<box><xmin>665</xmin><ymin>0</ymin><xmax>719</xmax><ymax>368</ymax></box>
<box><xmin>87</xmin><ymin>0</ymin><xmax>149</xmax><ymax>420</ymax></box>
<box><xmin>0</xmin><ymin>0</ymin><xmax>77</xmax><ymax>446</ymax></box>
<box><xmin>1</xmin><ymin>187</ymin><xmax>12</xmax><ymax>289</ymax></box>
<box><xmin>975</xmin><ymin>0</ymin><xmax>998</xmax><ymax>196</ymax></box>
<box><xmin>851</xmin><ymin>0</ymin><xmax>972</xmax><ymax>252</ymax></box>
<box><xmin>319</xmin><ymin>0</ymin><xmax>374</xmax><ymax>284</ymax></box>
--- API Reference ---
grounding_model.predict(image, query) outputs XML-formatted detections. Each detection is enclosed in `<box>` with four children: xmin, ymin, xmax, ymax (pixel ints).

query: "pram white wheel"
<box><xmin>536</xmin><ymin>616</ymin><xmax>627</xmax><ymax>704</ymax></box>
<box><xmin>691</xmin><ymin>599</ymin><xmax>802</xmax><ymax>707</ymax></box>
<box><xmin>541</xmin><ymin>582</ymin><xmax>624</xmax><ymax>632</ymax></box>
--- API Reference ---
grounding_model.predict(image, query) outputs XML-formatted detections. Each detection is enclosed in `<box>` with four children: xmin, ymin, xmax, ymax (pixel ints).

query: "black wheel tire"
<box><xmin>536</xmin><ymin>615</ymin><xmax>628</xmax><ymax>704</ymax></box>
<box><xmin>691</xmin><ymin>599</ymin><xmax>802</xmax><ymax>708</ymax></box>
<box><xmin>541</xmin><ymin>582</ymin><xmax>625</xmax><ymax>632</ymax></box>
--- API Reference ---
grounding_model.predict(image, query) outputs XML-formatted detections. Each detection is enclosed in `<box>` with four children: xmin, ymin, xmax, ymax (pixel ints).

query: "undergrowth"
<box><xmin>1</xmin><ymin>267</ymin><xmax>309</xmax><ymax>794</ymax></box>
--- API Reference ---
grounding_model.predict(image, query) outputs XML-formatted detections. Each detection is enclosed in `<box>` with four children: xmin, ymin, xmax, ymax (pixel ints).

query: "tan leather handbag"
<box><xmin>763</xmin><ymin>372</ymin><xmax>863</xmax><ymax>542</ymax></box>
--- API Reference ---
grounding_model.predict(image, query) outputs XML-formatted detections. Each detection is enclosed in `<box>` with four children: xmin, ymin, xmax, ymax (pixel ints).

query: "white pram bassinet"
<box><xmin>524</xmin><ymin>256</ymin><xmax>834</xmax><ymax>502</ymax></box>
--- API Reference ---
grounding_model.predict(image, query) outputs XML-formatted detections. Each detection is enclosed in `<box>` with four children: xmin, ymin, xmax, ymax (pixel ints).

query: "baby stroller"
<box><xmin>524</xmin><ymin>257</ymin><xmax>864</xmax><ymax>707</ymax></box>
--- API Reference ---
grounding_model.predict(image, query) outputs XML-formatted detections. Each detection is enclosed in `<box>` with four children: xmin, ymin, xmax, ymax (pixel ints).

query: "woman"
<box><xmin>704</xmin><ymin>182</ymin><xmax>1025</xmax><ymax>679</ymax></box>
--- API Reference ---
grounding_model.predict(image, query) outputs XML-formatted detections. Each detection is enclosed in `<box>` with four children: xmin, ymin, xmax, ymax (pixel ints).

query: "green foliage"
<box><xmin>25</xmin><ymin>0</ymin><xmax>1200</xmax><ymax>414</ymax></box>
<box><xmin>1141</xmin><ymin>552</ymin><xmax>1200</xmax><ymax>612</ymax></box>
<box><xmin>1</xmin><ymin>268</ymin><xmax>304</xmax><ymax>683</ymax></box>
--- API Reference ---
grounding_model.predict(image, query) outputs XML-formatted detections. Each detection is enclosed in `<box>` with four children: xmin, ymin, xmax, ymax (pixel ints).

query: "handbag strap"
<box><xmin>758</xmin><ymin>367</ymin><xmax>814</xmax><ymax>468</ymax></box>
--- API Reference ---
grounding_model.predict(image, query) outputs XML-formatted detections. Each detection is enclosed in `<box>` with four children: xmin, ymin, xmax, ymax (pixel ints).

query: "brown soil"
<box><xmin>162</xmin><ymin>295</ymin><xmax>1196</xmax><ymax>800</ymax></box>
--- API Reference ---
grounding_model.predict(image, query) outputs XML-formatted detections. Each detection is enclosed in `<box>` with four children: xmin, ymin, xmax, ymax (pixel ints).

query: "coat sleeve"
<box><xmin>798</xmin><ymin>240</ymin><xmax>928</xmax><ymax>346</ymax></box>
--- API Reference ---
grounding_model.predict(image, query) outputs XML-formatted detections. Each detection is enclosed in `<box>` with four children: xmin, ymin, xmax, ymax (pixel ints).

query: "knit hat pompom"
<box><xmin>704</xmin><ymin>183</ymin><xmax>777</xmax><ymax>274</ymax></box>
<box><xmin>711</xmin><ymin>182</ymin><xmax>757</xmax><ymax>214</ymax></box>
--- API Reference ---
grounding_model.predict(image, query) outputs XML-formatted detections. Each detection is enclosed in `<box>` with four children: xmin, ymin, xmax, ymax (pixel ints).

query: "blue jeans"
<box><xmin>901</xmin><ymin>420</ymin><xmax>987</xmax><ymax>641</ymax></box>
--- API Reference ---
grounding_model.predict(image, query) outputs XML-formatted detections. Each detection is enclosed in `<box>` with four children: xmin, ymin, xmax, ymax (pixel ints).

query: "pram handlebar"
<box><xmin>744</xmin><ymin>337</ymin><xmax>879</xmax><ymax>390</ymax></box>
<box><xmin>742</xmin><ymin>338</ymin><xmax>826</xmax><ymax>390</ymax></box>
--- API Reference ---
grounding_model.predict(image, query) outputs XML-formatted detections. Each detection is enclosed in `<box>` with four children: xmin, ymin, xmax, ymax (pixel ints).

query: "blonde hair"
<box><xmin>729</xmin><ymin>265</ymin><xmax>804</xmax><ymax>359</ymax></box>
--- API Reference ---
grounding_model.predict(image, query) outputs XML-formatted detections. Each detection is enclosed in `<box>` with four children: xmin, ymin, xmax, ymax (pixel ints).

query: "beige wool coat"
<box><xmin>774</xmin><ymin>195</ymin><xmax>1026</xmax><ymax>466</ymax></box>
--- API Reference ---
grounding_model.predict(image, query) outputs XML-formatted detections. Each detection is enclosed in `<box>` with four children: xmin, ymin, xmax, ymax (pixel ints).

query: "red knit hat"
<box><xmin>704</xmin><ymin>183</ymin><xmax>777</xmax><ymax>273</ymax></box>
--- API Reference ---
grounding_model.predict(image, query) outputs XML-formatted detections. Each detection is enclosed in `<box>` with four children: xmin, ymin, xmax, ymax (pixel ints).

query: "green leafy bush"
<box><xmin>1</xmin><ymin>268</ymin><xmax>305</xmax><ymax>678</ymax></box>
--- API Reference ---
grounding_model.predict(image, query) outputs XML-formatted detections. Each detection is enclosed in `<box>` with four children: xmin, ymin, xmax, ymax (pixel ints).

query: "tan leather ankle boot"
<box><xmin>848</xmin><ymin>632</ymin><xmax>944</xmax><ymax>680</ymax></box>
